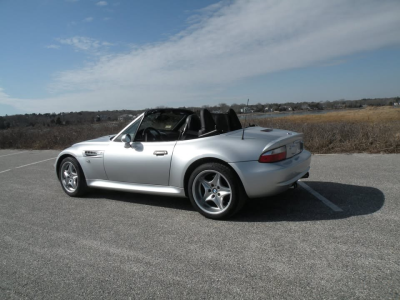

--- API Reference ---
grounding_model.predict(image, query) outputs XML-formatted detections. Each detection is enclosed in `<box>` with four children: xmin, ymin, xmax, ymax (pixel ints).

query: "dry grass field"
<box><xmin>0</xmin><ymin>106</ymin><xmax>399</xmax><ymax>153</ymax></box>
<box><xmin>248</xmin><ymin>107</ymin><xmax>400</xmax><ymax>153</ymax></box>
<box><xmin>271</xmin><ymin>106</ymin><xmax>400</xmax><ymax>123</ymax></box>
<box><xmin>0</xmin><ymin>122</ymin><xmax>126</xmax><ymax>150</ymax></box>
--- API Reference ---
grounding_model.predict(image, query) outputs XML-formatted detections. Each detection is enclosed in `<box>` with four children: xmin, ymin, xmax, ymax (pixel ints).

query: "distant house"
<box><xmin>301</xmin><ymin>105</ymin><xmax>311</xmax><ymax>110</ymax></box>
<box><xmin>394</xmin><ymin>102</ymin><xmax>399</xmax><ymax>106</ymax></box>
<box><xmin>94</xmin><ymin>114</ymin><xmax>109</xmax><ymax>122</ymax></box>
<box><xmin>118</xmin><ymin>114</ymin><xmax>135</xmax><ymax>122</ymax></box>
<box><xmin>240</xmin><ymin>107</ymin><xmax>253</xmax><ymax>113</ymax></box>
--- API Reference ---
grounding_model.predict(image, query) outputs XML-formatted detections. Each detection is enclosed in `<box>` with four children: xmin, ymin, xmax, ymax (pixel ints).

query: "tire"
<box><xmin>59</xmin><ymin>157</ymin><xmax>88</xmax><ymax>197</ymax></box>
<box><xmin>188</xmin><ymin>162</ymin><xmax>247</xmax><ymax>219</ymax></box>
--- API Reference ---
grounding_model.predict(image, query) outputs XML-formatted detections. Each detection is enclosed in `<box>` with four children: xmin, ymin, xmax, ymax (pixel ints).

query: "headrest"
<box><xmin>199</xmin><ymin>109</ymin><xmax>216</xmax><ymax>135</ymax></box>
<box><xmin>212</xmin><ymin>114</ymin><xmax>230</xmax><ymax>133</ymax></box>
<box><xmin>186</xmin><ymin>114</ymin><xmax>201</xmax><ymax>131</ymax></box>
<box><xmin>227</xmin><ymin>108</ymin><xmax>242</xmax><ymax>130</ymax></box>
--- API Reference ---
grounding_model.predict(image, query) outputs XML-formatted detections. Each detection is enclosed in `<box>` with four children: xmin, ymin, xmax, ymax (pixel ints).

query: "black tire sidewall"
<box><xmin>59</xmin><ymin>157</ymin><xmax>87</xmax><ymax>197</ymax></box>
<box><xmin>188</xmin><ymin>162</ymin><xmax>246</xmax><ymax>219</ymax></box>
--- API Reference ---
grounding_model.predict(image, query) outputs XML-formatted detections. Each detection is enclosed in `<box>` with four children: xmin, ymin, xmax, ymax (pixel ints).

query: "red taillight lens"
<box><xmin>259</xmin><ymin>146</ymin><xmax>286</xmax><ymax>163</ymax></box>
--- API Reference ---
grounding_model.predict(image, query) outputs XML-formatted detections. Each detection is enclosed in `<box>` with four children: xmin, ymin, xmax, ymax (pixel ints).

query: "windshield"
<box><xmin>138</xmin><ymin>111</ymin><xmax>187</xmax><ymax>131</ymax></box>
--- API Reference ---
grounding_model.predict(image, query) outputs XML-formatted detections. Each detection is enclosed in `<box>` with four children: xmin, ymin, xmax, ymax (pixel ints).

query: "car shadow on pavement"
<box><xmin>234</xmin><ymin>181</ymin><xmax>385</xmax><ymax>222</ymax></box>
<box><xmin>86</xmin><ymin>181</ymin><xmax>384</xmax><ymax>222</ymax></box>
<box><xmin>86</xmin><ymin>189</ymin><xmax>195</xmax><ymax>212</ymax></box>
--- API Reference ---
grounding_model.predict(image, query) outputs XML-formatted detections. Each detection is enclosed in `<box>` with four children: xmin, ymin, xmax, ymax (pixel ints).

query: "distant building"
<box><xmin>118</xmin><ymin>114</ymin><xmax>135</xmax><ymax>122</ymax></box>
<box><xmin>394</xmin><ymin>102</ymin><xmax>399</xmax><ymax>106</ymax></box>
<box><xmin>240</xmin><ymin>107</ymin><xmax>253</xmax><ymax>113</ymax></box>
<box><xmin>94</xmin><ymin>114</ymin><xmax>109</xmax><ymax>122</ymax></box>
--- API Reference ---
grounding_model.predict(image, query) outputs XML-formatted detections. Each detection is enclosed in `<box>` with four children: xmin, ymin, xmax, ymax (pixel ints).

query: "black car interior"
<box><xmin>179</xmin><ymin>108</ymin><xmax>242</xmax><ymax>140</ymax></box>
<box><xmin>131</xmin><ymin>108</ymin><xmax>243</xmax><ymax>142</ymax></box>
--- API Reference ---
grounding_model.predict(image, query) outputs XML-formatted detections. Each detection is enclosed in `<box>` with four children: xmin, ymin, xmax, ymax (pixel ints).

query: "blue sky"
<box><xmin>0</xmin><ymin>0</ymin><xmax>400</xmax><ymax>116</ymax></box>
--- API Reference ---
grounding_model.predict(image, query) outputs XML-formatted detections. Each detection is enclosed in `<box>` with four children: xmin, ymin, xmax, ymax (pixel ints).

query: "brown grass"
<box><xmin>271</xmin><ymin>106</ymin><xmax>400</xmax><ymax>123</ymax></box>
<box><xmin>0</xmin><ymin>122</ymin><xmax>125</xmax><ymax>150</ymax></box>
<box><xmin>245</xmin><ymin>107</ymin><xmax>400</xmax><ymax>153</ymax></box>
<box><xmin>1</xmin><ymin>107</ymin><xmax>399</xmax><ymax>153</ymax></box>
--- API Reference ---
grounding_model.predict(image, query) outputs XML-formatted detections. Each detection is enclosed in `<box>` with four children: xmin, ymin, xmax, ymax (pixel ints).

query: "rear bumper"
<box><xmin>229</xmin><ymin>150</ymin><xmax>311</xmax><ymax>198</ymax></box>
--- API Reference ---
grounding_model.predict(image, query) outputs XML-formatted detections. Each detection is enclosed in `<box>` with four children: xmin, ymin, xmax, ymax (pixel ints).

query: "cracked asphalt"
<box><xmin>0</xmin><ymin>150</ymin><xmax>399</xmax><ymax>299</ymax></box>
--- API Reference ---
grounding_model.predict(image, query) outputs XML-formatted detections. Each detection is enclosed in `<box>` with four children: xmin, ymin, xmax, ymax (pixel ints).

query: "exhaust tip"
<box><xmin>301</xmin><ymin>172</ymin><xmax>309</xmax><ymax>179</ymax></box>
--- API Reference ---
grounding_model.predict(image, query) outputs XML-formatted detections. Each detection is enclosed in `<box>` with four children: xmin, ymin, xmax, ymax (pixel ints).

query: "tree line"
<box><xmin>1</xmin><ymin>97</ymin><xmax>399</xmax><ymax>129</ymax></box>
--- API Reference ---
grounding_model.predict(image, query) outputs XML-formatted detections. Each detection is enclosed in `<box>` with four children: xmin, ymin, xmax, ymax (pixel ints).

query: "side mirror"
<box><xmin>121</xmin><ymin>134</ymin><xmax>131</xmax><ymax>143</ymax></box>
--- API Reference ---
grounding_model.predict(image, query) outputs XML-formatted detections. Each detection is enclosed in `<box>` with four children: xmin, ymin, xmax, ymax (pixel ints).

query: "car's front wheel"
<box><xmin>188</xmin><ymin>162</ymin><xmax>247</xmax><ymax>219</ymax></box>
<box><xmin>59</xmin><ymin>157</ymin><xmax>87</xmax><ymax>197</ymax></box>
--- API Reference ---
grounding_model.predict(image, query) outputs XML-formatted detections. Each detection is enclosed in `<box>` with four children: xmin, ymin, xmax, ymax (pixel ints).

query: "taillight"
<box><xmin>259</xmin><ymin>146</ymin><xmax>286</xmax><ymax>163</ymax></box>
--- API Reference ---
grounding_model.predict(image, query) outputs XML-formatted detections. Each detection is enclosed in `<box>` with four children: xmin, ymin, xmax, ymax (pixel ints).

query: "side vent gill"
<box><xmin>83</xmin><ymin>150</ymin><xmax>104</xmax><ymax>157</ymax></box>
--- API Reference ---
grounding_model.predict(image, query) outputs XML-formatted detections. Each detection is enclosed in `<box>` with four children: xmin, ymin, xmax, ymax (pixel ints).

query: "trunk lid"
<box><xmin>226</xmin><ymin>126</ymin><xmax>304</xmax><ymax>159</ymax></box>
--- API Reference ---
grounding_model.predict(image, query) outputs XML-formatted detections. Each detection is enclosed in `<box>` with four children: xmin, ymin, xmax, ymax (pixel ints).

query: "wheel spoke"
<box><xmin>70</xmin><ymin>165</ymin><xmax>77</xmax><ymax>176</ymax></box>
<box><xmin>219</xmin><ymin>190</ymin><xmax>231</xmax><ymax>198</ymax></box>
<box><xmin>70</xmin><ymin>178</ymin><xmax>77</xmax><ymax>189</ymax></box>
<box><xmin>203</xmin><ymin>192</ymin><xmax>213</xmax><ymax>202</ymax></box>
<box><xmin>63</xmin><ymin>170</ymin><xmax>69</xmax><ymax>179</ymax></box>
<box><xmin>209</xmin><ymin>195</ymin><xmax>223</xmax><ymax>210</ymax></box>
<box><xmin>211</xmin><ymin>173</ymin><xmax>220</xmax><ymax>187</ymax></box>
<box><xmin>201</xmin><ymin>180</ymin><xmax>211</xmax><ymax>191</ymax></box>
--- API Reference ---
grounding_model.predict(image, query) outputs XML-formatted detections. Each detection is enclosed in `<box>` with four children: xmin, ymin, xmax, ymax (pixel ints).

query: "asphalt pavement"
<box><xmin>0</xmin><ymin>150</ymin><xmax>399</xmax><ymax>299</ymax></box>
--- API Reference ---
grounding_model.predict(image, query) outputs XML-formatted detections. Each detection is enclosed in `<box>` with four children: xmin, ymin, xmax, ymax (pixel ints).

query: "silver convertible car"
<box><xmin>55</xmin><ymin>108</ymin><xmax>311</xmax><ymax>219</ymax></box>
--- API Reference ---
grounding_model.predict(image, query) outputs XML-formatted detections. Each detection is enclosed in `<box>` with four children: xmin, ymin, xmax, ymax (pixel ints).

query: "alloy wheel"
<box><xmin>192</xmin><ymin>170</ymin><xmax>232</xmax><ymax>215</ymax></box>
<box><xmin>61</xmin><ymin>162</ymin><xmax>79</xmax><ymax>193</ymax></box>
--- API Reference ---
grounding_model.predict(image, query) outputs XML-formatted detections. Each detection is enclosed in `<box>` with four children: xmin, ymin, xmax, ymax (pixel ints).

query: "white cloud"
<box><xmin>56</xmin><ymin>36</ymin><xmax>113</xmax><ymax>54</ymax></box>
<box><xmin>83</xmin><ymin>17</ymin><xmax>94</xmax><ymax>22</ymax></box>
<box><xmin>2</xmin><ymin>0</ymin><xmax>400</xmax><ymax>113</ymax></box>
<box><xmin>96</xmin><ymin>1</ymin><xmax>108</xmax><ymax>6</ymax></box>
<box><xmin>45</xmin><ymin>44</ymin><xmax>60</xmax><ymax>49</ymax></box>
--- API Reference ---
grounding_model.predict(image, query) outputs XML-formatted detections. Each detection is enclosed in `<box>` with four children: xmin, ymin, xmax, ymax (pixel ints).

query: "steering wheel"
<box><xmin>142</xmin><ymin>127</ymin><xmax>163</xmax><ymax>142</ymax></box>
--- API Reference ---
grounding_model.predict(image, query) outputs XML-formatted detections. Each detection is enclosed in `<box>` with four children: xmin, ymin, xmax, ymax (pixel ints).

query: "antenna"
<box><xmin>241</xmin><ymin>99</ymin><xmax>249</xmax><ymax>140</ymax></box>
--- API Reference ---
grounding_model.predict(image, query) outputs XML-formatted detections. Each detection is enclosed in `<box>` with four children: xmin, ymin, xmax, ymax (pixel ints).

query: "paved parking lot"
<box><xmin>0</xmin><ymin>150</ymin><xmax>399</xmax><ymax>299</ymax></box>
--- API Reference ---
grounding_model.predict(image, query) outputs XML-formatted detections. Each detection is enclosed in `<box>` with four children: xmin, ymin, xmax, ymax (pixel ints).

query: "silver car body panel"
<box><xmin>229</xmin><ymin>150</ymin><xmax>311</xmax><ymax>198</ymax></box>
<box><xmin>87</xmin><ymin>179</ymin><xmax>185</xmax><ymax>197</ymax></box>
<box><xmin>55</xmin><ymin>121</ymin><xmax>311</xmax><ymax>198</ymax></box>
<box><xmin>103</xmin><ymin>140</ymin><xmax>176</xmax><ymax>186</ymax></box>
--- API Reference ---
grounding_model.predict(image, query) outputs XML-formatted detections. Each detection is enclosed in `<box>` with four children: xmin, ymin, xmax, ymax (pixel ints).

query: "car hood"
<box><xmin>72</xmin><ymin>135</ymin><xmax>114</xmax><ymax>147</ymax></box>
<box><xmin>84</xmin><ymin>135</ymin><xmax>115</xmax><ymax>143</ymax></box>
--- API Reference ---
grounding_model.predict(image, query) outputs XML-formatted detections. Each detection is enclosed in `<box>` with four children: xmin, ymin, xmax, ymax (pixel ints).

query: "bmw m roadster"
<box><xmin>55</xmin><ymin>108</ymin><xmax>311</xmax><ymax>219</ymax></box>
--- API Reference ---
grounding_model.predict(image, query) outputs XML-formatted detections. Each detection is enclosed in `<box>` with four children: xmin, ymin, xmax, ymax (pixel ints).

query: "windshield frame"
<box><xmin>111</xmin><ymin>113</ymin><xmax>144</xmax><ymax>142</ymax></box>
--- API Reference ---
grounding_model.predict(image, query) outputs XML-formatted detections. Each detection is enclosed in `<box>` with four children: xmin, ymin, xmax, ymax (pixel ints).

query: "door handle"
<box><xmin>153</xmin><ymin>150</ymin><xmax>168</xmax><ymax>156</ymax></box>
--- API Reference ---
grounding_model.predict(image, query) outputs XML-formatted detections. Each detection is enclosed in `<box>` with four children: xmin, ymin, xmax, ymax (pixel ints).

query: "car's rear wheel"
<box><xmin>188</xmin><ymin>162</ymin><xmax>247</xmax><ymax>219</ymax></box>
<box><xmin>59</xmin><ymin>157</ymin><xmax>87</xmax><ymax>197</ymax></box>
